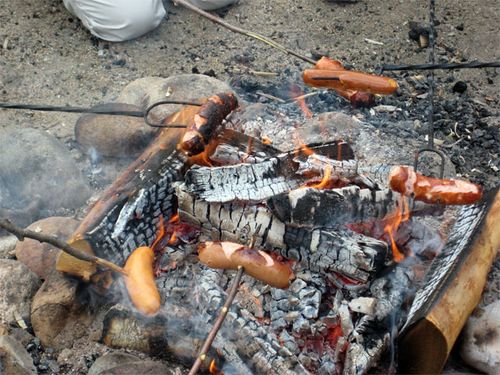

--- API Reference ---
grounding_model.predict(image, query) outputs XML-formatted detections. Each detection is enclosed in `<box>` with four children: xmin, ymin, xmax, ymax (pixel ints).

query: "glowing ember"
<box><xmin>383</xmin><ymin>196</ymin><xmax>410</xmax><ymax>262</ymax></box>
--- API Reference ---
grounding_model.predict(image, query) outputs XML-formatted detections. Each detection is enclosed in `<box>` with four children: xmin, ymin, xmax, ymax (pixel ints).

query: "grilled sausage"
<box><xmin>198</xmin><ymin>241</ymin><xmax>294</xmax><ymax>289</ymax></box>
<box><xmin>389</xmin><ymin>166</ymin><xmax>483</xmax><ymax>205</ymax></box>
<box><xmin>179</xmin><ymin>92</ymin><xmax>238</xmax><ymax>156</ymax></box>
<box><xmin>124</xmin><ymin>246</ymin><xmax>161</xmax><ymax>316</ymax></box>
<box><xmin>303</xmin><ymin>69</ymin><xmax>398</xmax><ymax>95</ymax></box>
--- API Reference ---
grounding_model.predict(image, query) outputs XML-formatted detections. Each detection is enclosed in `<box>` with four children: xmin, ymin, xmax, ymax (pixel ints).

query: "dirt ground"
<box><xmin>0</xmin><ymin>0</ymin><xmax>498</xmax><ymax>374</ymax></box>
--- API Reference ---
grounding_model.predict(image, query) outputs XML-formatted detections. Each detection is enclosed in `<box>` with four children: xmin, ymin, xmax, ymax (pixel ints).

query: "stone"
<box><xmin>30</xmin><ymin>271</ymin><xmax>79</xmax><ymax>348</ymax></box>
<box><xmin>87</xmin><ymin>352</ymin><xmax>141</xmax><ymax>375</ymax></box>
<box><xmin>0</xmin><ymin>335</ymin><xmax>36</xmax><ymax>374</ymax></box>
<box><xmin>99</xmin><ymin>360</ymin><xmax>176</xmax><ymax>375</ymax></box>
<box><xmin>0</xmin><ymin>127</ymin><xmax>91</xmax><ymax>229</ymax></box>
<box><xmin>116</xmin><ymin>74</ymin><xmax>234</xmax><ymax>123</ymax></box>
<box><xmin>461</xmin><ymin>301</ymin><xmax>500</xmax><ymax>374</ymax></box>
<box><xmin>100</xmin><ymin>304</ymin><xmax>168</xmax><ymax>356</ymax></box>
<box><xmin>15</xmin><ymin>217</ymin><xmax>79</xmax><ymax>279</ymax></box>
<box><xmin>0</xmin><ymin>260</ymin><xmax>41</xmax><ymax>325</ymax></box>
<box><xmin>0</xmin><ymin>235</ymin><xmax>17</xmax><ymax>259</ymax></box>
<box><xmin>75</xmin><ymin>103</ymin><xmax>158</xmax><ymax>158</ymax></box>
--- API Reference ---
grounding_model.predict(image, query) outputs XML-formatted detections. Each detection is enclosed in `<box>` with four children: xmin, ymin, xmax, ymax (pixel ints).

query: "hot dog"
<box><xmin>389</xmin><ymin>166</ymin><xmax>483</xmax><ymax>205</ymax></box>
<box><xmin>123</xmin><ymin>246</ymin><xmax>161</xmax><ymax>316</ymax></box>
<box><xmin>303</xmin><ymin>69</ymin><xmax>398</xmax><ymax>95</ymax></box>
<box><xmin>179</xmin><ymin>92</ymin><xmax>238</xmax><ymax>156</ymax></box>
<box><xmin>198</xmin><ymin>241</ymin><xmax>294</xmax><ymax>289</ymax></box>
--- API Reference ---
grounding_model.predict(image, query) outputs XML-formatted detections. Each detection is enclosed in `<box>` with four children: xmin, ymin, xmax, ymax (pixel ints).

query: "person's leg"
<box><xmin>63</xmin><ymin>0</ymin><xmax>166</xmax><ymax>42</ymax></box>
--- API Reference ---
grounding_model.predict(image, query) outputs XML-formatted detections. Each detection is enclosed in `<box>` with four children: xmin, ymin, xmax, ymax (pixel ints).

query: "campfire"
<box><xmin>45</xmin><ymin>92</ymin><xmax>497</xmax><ymax>375</ymax></box>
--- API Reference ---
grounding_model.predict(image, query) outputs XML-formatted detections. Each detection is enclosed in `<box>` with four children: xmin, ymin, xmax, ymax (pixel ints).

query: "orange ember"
<box><xmin>383</xmin><ymin>196</ymin><xmax>410</xmax><ymax>262</ymax></box>
<box><xmin>186</xmin><ymin>138</ymin><xmax>221</xmax><ymax>167</ymax></box>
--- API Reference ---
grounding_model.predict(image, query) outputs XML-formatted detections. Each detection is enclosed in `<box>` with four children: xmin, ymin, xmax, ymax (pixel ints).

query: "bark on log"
<box><xmin>57</xmin><ymin>109</ymin><xmax>192</xmax><ymax>276</ymax></box>
<box><xmin>398</xmin><ymin>188</ymin><xmax>500</xmax><ymax>374</ymax></box>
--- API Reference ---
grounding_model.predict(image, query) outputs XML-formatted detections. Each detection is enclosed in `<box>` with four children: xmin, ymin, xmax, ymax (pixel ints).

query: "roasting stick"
<box><xmin>188</xmin><ymin>225</ymin><xmax>263</xmax><ymax>375</ymax></box>
<box><xmin>0</xmin><ymin>218</ymin><xmax>127</xmax><ymax>276</ymax></box>
<box><xmin>188</xmin><ymin>265</ymin><xmax>244</xmax><ymax>375</ymax></box>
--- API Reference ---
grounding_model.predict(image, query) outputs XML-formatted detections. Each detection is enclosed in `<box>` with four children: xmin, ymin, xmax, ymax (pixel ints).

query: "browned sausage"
<box><xmin>389</xmin><ymin>166</ymin><xmax>483</xmax><ymax>205</ymax></box>
<box><xmin>179</xmin><ymin>92</ymin><xmax>238</xmax><ymax>156</ymax></box>
<box><xmin>198</xmin><ymin>241</ymin><xmax>294</xmax><ymax>289</ymax></box>
<box><xmin>123</xmin><ymin>246</ymin><xmax>161</xmax><ymax>316</ymax></box>
<box><xmin>303</xmin><ymin>69</ymin><xmax>398</xmax><ymax>95</ymax></box>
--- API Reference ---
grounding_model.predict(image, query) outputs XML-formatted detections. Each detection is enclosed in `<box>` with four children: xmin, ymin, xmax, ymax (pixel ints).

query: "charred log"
<box><xmin>57</xmin><ymin>124</ymin><xmax>187</xmax><ymax>272</ymax></box>
<box><xmin>268</xmin><ymin>186</ymin><xmax>432</xmax><ymax>229</ymax></box>
<box><xmin>269</xmin><ymin>186</ymin><xmax>400</xmax><ymax>228</ymax></box>
<box><xmin>183</xmin><ymin>156</ymin><xmax>301</xmax><ymax>203</ymax></box>
<box><xmin>176</xmin><ymin>185</ymin><xmax>387</xmax><ymax>283</ymax></box>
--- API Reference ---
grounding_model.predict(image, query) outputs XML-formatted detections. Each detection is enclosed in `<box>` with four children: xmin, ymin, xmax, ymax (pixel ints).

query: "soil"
<box><xmin>0</xmin><ymin>0</ymin><xmax>498</xmax><ymax>374</ymax></box>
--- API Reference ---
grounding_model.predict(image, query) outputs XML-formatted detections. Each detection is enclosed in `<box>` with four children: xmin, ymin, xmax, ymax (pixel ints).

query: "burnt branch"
<box><xmin>0</xmin><ymin>218</ymin><xmax>127</xmax><ymax>275</ymax></box>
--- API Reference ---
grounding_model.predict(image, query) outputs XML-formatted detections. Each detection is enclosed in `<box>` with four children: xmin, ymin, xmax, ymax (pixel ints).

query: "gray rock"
<box><xmin>0</xmin><ymin>260</ymin><xmax>41</xmax><ymax>325</ymax></box>
<box><xmin>0</xmin><ymin>235</ymin><xmax>17</xmax><ymax>259</ymax></box>
<box><xmin>88</xmin><ymin>352</ymin><xmax>141</xmax><ymax>375</ymax></box>
<box><xmin>31</xmin><ymin>271</ymin><xmax>79</xmax><ymax>348</ymax></box>
<box><xmin>0</xmin><ymin>335</ymin><xmax>36</xmax><ymax>374</ymax></box>
<box><xmin>15</xmin><ymin>216</ymin><xmax>79</xmax><ymax>279</ymax></box>
<box><xmin>116</xmin><ymin>74</ymin><xmax>234</xmax><ymax>122</ymax></box>
<box><xmin>75</xmin><ymin>103</ymin><xmax>158</xmax><ymax>158</ymax></box>
<box><xmin>461</xmin><ymin>301</ymin><xmax>500</xmax><ymax>374</ymax></box>
<box><xmin>0</xmin><ymin>127</ymin><xmax>91</xmax><ymax>228</ymax></box>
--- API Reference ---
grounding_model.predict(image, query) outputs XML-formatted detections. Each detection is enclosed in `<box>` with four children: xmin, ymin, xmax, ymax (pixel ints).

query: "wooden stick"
<box><xmin>172</xmin><ymin>0</ymin><xmax>316</xmax><ymax>65</ymax></box>
<box><xmin>188</xmin><ymin>266</ymin><xmax>244</xmax><ymax>375</ymax></box>
<box><xmin>0</xmin><ymin>218</ymin><xmax>127</xmax><ymax>276</ymax></box>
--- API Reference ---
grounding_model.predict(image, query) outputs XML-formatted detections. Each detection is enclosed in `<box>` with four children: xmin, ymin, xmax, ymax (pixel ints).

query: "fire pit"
<box><xmin>53</xmin><ymin>90</ymin><xmax>497</xmax><ymax>375</ymax></box>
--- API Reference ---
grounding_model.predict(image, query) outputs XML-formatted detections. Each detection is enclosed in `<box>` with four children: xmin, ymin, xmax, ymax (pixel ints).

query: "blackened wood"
<box><xmin>183</xmin><ymin>156</ymin><xmax>301</xmax><ymax>203</ymax></box>
<box><xmin>176</xmin><ymin>186</ymin><xmax>386</xmax><ymax>283</ymax></box>
<box><xmin>268</xmin><ymin>186</ymin><xmax>403</xmax><ymax>228</ymax></box>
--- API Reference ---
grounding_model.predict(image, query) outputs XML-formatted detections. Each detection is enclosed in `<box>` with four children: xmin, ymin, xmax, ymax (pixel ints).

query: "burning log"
<box><xmin>56</xmin><ymin>107</ymin><xmax>195</xmax><ymax>275</ymax></box>
<box><xmin>268</xmin><ymin>186</ymin><xmax>420</xmax><ymax>228</ymax></box>
<box><xmin>176</xmin><ymin>185</ymin><xmax>387</xmax><ymax>284</ymax></box>
<box><xmin>398</xmin><ymin>189</ymin><xmax>500</xmax><ymax>374</ymax></box>
<box><xmin>184</xmin><ymin>156</ymin><xmax>301</xmax><ymax>203</ymax></box>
